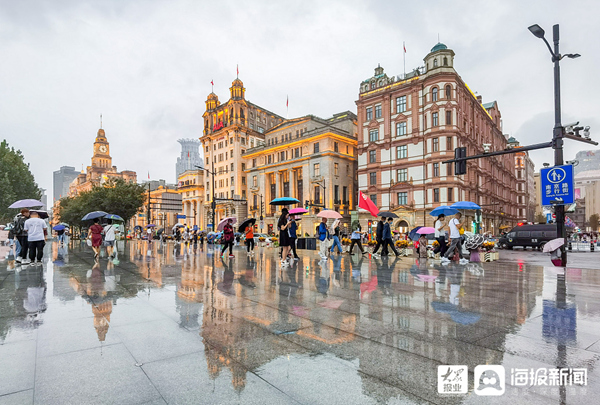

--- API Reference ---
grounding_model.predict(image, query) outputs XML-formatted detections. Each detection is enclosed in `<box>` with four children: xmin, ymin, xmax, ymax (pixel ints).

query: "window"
<box><xmin>432</xmin><ymin>112</ymin><xmax>439</xmax><ymax>127</ymax></box>
<box><xmin>258</xmin><ymin>127</ymin><xmax>264</xmax><ymax>133</ymax></box>
<box><xmin>433</xmin><ymin>138</ymin><xmax>439</xmax><ymax>152</ymax></box>
<box><xmin>396</xmin><ymin>145</ymin><xmax>408</xmax><ymax>159</ymax></box>
<box><xmin>396</xmin><ymin>95</ymin><xmax>407</xmax><ymax>113</ymax></box>
<box><xmin>314</xmin><ymin>186</ymin><xmax>321</xmax><ymax>204</ymax></box>
<box><xmin>396</xmin><ymin>169</ymin><xmax>407</xmax><ymax>182</ymax></box>
<box><xmin>433</xmin><ymin>163</ymin><xmax>439</xmax><ymax>177</ymax></box>
<box><xmin>268</xmin><ymin>155</ymin><xmax>272</xmax><ymax>164</ymax></box>
<box><xmin>432</xmin><ymin>87</ymin><xmax>438</xmax><ymax>102</ymax></box>
<box><xmin>370</xmin><ymin>194</ymin><xmax>377</xmax><ymax>205</ymax></box>
<box><xmin>280</xmin><ymin>151</ymin><xmax>285</xmax><ymax>161</ymax></box>
<box><xmin>295</xmin><ymin>148</ymin><xmax>300</xmax><ymax>158</ymax></box>
<box><xmin>370</xmin><ymin>172</ymin><xmax>377</xmax><ymax>185</ymax></box>
<box><xmin>231</xmin><ymin>163</ymin><xmax>234</xmax><ymax>171</ymax></box>
<box><xmin>366</xmin><ymin>107</ymin><xmax>373</xmax><ymax>120</ymax></box>
<box><xmin>517</xmin><ymin>170</ymin><xmax>522</xmax><ymax>179</ymax></box>
<box><xmin>397</xmin><ymin>192</ymin><xmax>407</xmax><ymax>205</ymax></box>
<box><xmin>433</xmin><ymin>58</ymin><xmax>438</xmax><ymax>67</ymax></box>
<box><xmin>369</xmin><ymin>129</ymin><xmax>378</xmax><ymax>142</ymax></box>
<box><xmin>434</xmin><ymin>188</ymin><xmax>440</xmax><ymax>202</ymax></box>
<box><xmin>252</xmin><ymin>158</ymin><xmax>257</xmax><ymax>167</ymax></box>
<box><xmin>446</xmin><ymin>110</ymin><xmax>452</xmax><ymax>125</ymax></box>
<box><xmin>314</xmin><ymin>142</ymin><xmax>320</xmax><ymax>153</ymax></box>
<box><xmin>396</xmin><ymin>122</ymin><xmax>407</xmax><ymax>137</ymax></box>
<box><xmin>369</xmin><ymin>150</ymin><xmax>376</xmax><ymax>163</ymax></box>
<box><xmin>242</xmin><ymin>177</ymin><xmax>246</xmax><ymax>185</ymax></box>
<box><xmin>445</xmin><ymin>85</ymin><xmax>451</xmax><ymax>99</ymax></box>
<box><xmin>253</xmin><ymin>176</ymin><xmax>257</xmax><ymax>187</ymax></box>
<box><xmin>371</xmin><ymin>82</ymin><xmax>375</xmax><ymax>89</ymax></box>
<box><xmin>447</xmin><ymin>187</ymin><xmax>454</xmax><ymax>202</ymax></box>
<box><xmin>314</xmin><ymin>163</ymin><xmax>320</xmax><ymax>177</ymax></box>
<box><xmin>447</xmin><ymin>136</ymin><xmax>453</xmax><ymax>150</ymax></box>
<box><xmin>343</xmin><ymin>186</ymin><xmax>348</xmax><ymax>203</ymax></box>
<box><xmin>375</xmin><ymin>104</ymin><xmax>382</xmax><ymax>119</ymax></box>
<box><xmin>334</xmin><ymin>185</ymin><xmax>339</xmax><ymax>202</ymax></box>
<box><xmin>334</xmin><ymin>142</ymin><xmax>339</xmax><ymax>152</ymax></box>
<box><xmin>334</xmin><ymin>163</ymin><xmax>339</xmax><ymax>176</ymax></box>
<box><xmin>206</xmin><ymin>146</ymin><xmax>209</xmax><ymax>152</ymax></box>
<box><xmin>241</xmin><ymin>163</ymin><xmax>245</xmax><ymax>170</ymax></box>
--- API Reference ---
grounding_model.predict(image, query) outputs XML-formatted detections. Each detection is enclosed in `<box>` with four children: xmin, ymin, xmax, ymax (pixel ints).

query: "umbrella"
<box><xmin>408</xmin><ymin>227</ymin><xmax>422</xmax><ymax>241</ymax></box>
<box><xmin>378</xmin><ymin>211</ymin><xmax>399</xmax><ymax>219</ymax></box>
<box><xmin>270</xmin><ymin>197</ymin><xmax>301</xmax><ymax>206</ymax></box>
<box><xmin>543</xmin><ymin>238</ymin><xmax>565</xmax><ymax>253</ymax></box>
<box><xmin>217</xmin><ymin>217</ymin><xmax>237</xmax><ymax>231</ymax></box>
<box><xmin>104</xmin><ymin>214</ymin><xmax>124</xmax><ymax>221</ymax></box>
<box><xmin>450</xmin><ymin>201</ymin><xmax>481</xmax><ymax>210</ymax></box>
<box><xmin>430</xmin><ymin>206</ymin><xmax>459</xmax><ymax>217</ymax></box>
<box><xmin>30</xmin><ymin>210</ymin><xmax>49</xmax><ymax>219</ymax></box>
<box><xmin>156</xmin><ymin>228</ymin><xmax>164</xmax><ymax>235</ymax></box>
<box><xmin>238</xmin><ymin>218</ymin><xmax>256</xmax><ymax>233</ymax></box>
<box><xmin>53</xmin><ymin>225</ymin><xmax>66</xmax><ymax>231</ymax></box>
<box><xmin>134</xmin><ymin>225</ymin><xmax>142</xmax><ymax>231</ymax></box>
<box><xmin>450</xmin><ymin>311</ymin><xmax>482</xmax><ymax>325</ymax></box>
<box><xmin>82</xmin><ymin>211</ymin><xmax>108</xmax><ymax>221</ymax></box>
<box><xmin>416</xmin><ymin>227</ymin><xmax>436</xmax><ymax>235</ymax></box>
<box><xmin>8</xmin><ymin>199</ymin><xmax>44</xmax><ymax>209</ymax></box>
<box><xmin>289</xmin><ymin>207</ymin><xmax>308</xmax><ymax>215</ymax></box>
<box><xmin>172</xmin><ymin>224</ymin><xmax>184</xmax><ymax>229</ymax></box>
<box><xmin>316</xmin><ymin>210</ymin><xmax>343</xmax><ymax>219</ymax></box>
<box><xmin>146</xmin><ymin>224</ymin><xmax>156</xmax><ymax>228</ymax></box>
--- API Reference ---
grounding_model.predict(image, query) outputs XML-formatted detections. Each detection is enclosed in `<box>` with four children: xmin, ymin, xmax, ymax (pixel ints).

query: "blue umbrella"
<box><xmin>105</xmin><ymin>214</ymin><xmax>124</xmax><ymax>221</ymax></box>
<box><xmin>53</xmin><ymin>225</ymin><xmax>66</xmax><ymax>231</ymax></box>
<box><xmin>430</xmin><ymin>206</ymin><xmax>459</xmax><ymax>217</ymax></box>
<box><xmin>408</xmin><ymin>227</ymin><xmax>422</xmax><ymax>241</ymax></box>
<box><xmin>450</xmin><ymin>201</ymin><xmax>481</xmax><ymax>210</ymax></box>
<box><xmin>269</xmin><ymin>197</ymin><xmax>301</xmax><ymax>206</ymax></box>
<box><xmin>82</xmin><ymin>211</ymin><xmax>108</xmax><ymax>221</ymax></box>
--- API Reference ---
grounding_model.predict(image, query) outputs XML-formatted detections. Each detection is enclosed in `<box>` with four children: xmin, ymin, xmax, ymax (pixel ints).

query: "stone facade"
<box><xmin>508</xmin><ymin>137</ymin><xmax>536</xmax><ymax>223</ymax></box>
<box><xmin>177</xmin><ymin>169</ymin><xmax>205</xmax><ymax>229</ymax></box>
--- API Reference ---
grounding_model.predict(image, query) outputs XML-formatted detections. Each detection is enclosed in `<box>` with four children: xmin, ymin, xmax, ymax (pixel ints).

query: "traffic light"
<box><xmin>454</xmin><ymin>147</ymin><xmax>467</xmax><ymax>175</ymax></box>
<box><xmin>305</xmin><ymin>200</ymin><xmax>309</xmax><ymax>210</ymax></box>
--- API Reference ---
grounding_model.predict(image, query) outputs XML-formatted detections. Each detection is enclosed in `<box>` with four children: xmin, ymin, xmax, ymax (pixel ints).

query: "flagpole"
<box><xmin>403</xmin><ymin>41</ymin><xmax>406</xmax><ymax>79</ymax></box>
<box><xmin>286</xmin><ymin>95</ymin><xmax>289</xmax><ymax>119</ymax></box>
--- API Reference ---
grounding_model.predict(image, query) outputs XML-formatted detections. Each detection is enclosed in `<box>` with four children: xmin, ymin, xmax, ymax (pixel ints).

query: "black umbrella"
<box><xmin>378</xmin><ymin>211</ymin><xmax>398</xmax><ymax>219</ymax></box>
<box><xmin>238</xmin><ymin>218</ymin><xmax>256</xmax><ymax>233</ymax></box>
<box><xmin>31</xmin><ymin>210</ymin><xmax>49</xmax><ymax>219</ymax></box>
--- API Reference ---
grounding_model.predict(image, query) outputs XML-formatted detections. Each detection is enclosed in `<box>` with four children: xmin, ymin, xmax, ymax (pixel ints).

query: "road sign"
<box><xmin>546</xmin><ymin>213</ymin><xmax>552</xmax><ymax>224</ymax></box>
<box><xmin>541</xmin><ymin>165</ymin><xmax>574</xmax><ymax>206</ymax></box>
<box><xmin>176</xmin><ymin>214</ymin><xmax>186</xmax><ymax>219</ymax></box>
<box><xmin>260</xmin><ymin>220</ymin><xmax>264</xmax><ymax>229</ymax></box>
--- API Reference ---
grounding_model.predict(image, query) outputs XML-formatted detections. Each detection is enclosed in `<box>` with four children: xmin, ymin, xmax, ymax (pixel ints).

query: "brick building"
<box><xmin>356</xmin><ymin>43</ymin><xmax>518</xmax><ymax>233</ymax></box>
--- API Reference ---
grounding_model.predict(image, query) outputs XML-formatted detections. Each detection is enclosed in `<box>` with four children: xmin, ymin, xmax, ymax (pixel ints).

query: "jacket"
<box><xmin>376</xmin><ymin>220</ymin><xmax>384</xmax><ymax>240</ymax></box>
<box><xmin>289</xmin><ymin>221</ymin><xmax>297</xmax><ymax>238</ymax></box>
<box><xmin>382</xmin><ymin>222</ymin><xmax>392</xmax><ymax>240</ymax></box>
<box><xmin>318</xmin><ymin>223</ymin><xmax>329</xmax><ymax>241</ymax></box>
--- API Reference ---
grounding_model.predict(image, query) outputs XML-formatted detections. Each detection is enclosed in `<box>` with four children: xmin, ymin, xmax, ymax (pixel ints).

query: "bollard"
<box><xmin>591</xmin><ymin>242</ymin><xmax>595</xmax><ymax>252</ymax></box>
<box><xmin>568</xmin><ymin>241</ymin><xmax>572</xmax><ymax>252</ymax></box>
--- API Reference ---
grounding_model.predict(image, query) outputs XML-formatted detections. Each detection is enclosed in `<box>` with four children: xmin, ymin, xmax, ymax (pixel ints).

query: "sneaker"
<box><xmin>22</xmin><ymin>258</ymin><xmax>31</xmax><ymax>264</ymax></box>
<box><xmin>15</xmin><ymin>257</ymin><xmax>22</xmax><ymax>263</ymax></box>
<box><xmin>229</xmin><ymin>254</ymin><xmax>235</xmax><ymax>258</ymax></box>
<box><xmin>441</xmin><ymin>257</ymin><xmax>450</xmax><ymax>263</ymax></box>
<box><xmin>459</xmin><ymin>258</ymin><xmax>469</xmax><ymax>265</ymax></box>
<box><xmin>294</xmin><ymin>257</ymin><xmax>299</xmax><ymax>261</ymax></box>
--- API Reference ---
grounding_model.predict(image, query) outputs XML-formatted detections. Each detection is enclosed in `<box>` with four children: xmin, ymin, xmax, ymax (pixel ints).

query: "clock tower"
<box><xmin>92</xmin><ymin>128</ymin><xmax>112</xmax><ymax>169</ymax></box>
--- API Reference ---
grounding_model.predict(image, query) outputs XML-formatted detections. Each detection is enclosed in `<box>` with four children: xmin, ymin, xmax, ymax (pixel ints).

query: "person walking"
<box><xmin>372</xmin><ymin>218</ymin><xmax>387</xmax><ymax>257</ymax></box>
<box><xmin>317</xmin><ymin>217</ymin><xmax>330</xmax><ymax>261</ymax></box>
<box><xmin>103</xmin><ymin>219</ymin><xmax>119</xmax><ymax>259</ymax></box>
<box><xmin>329</xmin><ymin>219</ymin><xmax>343</xmax><ymax>255</ymax></box>
<box><xmin>278</xmin><ymin>208</ymin><xmax>292</xmax><ymax>267</ymax></box>
<box><xmin>245</xmin><ymin>226</ymin><xmax>255</xmax><ymax>255</ymax></box>
<box><xmin>14</xmin><ymin>209</ymin><xmax>31</xmax><ymax>264</ymax></box>
<box><xmin>433</xmin><ymin>214</ymin><xmax>448</xmax><ymax>258</ymax></box>
<box><xmin>442</xmin><ymin>212</ymin><xmax>469</xmax><ymax>265</ymax></box>
<box><xmin>221</xmin><ymin>219</ymin><xmax>235</xmax><ymax>258</ymax></box>
<box><xmin>382</xmin><ymin>217</ymin><xmax>400</xmax><ymax>257</ymax></box>
<box><xmin>348</xmin><ymin>224</ymin><xmax>366</xmax><ymax>255</ymax></box>
<box><xmin>288</xmin><ymin>216</ymin><xmax>299</xmax><ymax>260</ymax></box>
<box><xmin>24</xmin><ymin>211</ymin><xmax>47</xmax><ymax>265</ymax></box>
<box><xmin>56</xmin><ymin>227</ymin><xmax>66</xmax><ymax>246</ymax></box>
<box><xmin>88</xmin><ymin>218</ymin><xmax>104</xmax><ymax>259</ymax></box>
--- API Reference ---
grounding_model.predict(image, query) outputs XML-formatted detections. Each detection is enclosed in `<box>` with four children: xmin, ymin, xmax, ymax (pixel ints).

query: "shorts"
<box><xmin>103</xmin><ymin>240</ymin><xmax>115</xmax><ymax>247</ymax></box>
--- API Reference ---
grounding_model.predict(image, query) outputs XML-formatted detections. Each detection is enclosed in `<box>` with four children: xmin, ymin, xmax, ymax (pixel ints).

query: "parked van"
<box><xmin>502</xmin><ymin>224</ymin><xmax>557</xmax><ymax>250</ymax></box>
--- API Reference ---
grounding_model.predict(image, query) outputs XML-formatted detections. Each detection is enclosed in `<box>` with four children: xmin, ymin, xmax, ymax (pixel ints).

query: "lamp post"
<box><xmin>528</xmin><ymin>23</ymin><xmax>580</xmax><ymax>266</ymax></box>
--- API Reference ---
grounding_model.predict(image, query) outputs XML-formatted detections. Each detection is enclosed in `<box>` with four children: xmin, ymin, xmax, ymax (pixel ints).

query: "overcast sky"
<box><xmin>1</xmin><ymin>0</ymin><xmax>599</xmax><ymax>200</ymax></box>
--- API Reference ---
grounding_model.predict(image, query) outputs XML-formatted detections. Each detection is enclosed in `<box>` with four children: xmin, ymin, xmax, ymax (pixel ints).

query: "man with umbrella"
<box><xmin>382</xmin><ymin>217</ymin><xmax>400</xmax><ymax>257</ymax></box>
<box><xmin>442</xmin><ymin>212</ymin><xmax>469</xmax><ymax>265</ymax></box>
<box><xmin>372</xmin><ymin>217</ymin><xmax>387</xmax><ymax>257</ymax></box>
<box><xmin>13</xmin><ymin>208</ymin><xmax>31</xmax><ymax>264</ymax></box>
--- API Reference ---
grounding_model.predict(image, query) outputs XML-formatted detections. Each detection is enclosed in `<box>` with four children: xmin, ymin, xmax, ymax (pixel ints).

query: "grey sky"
<box><xmin>1</xmin><ymin>0</ymin><xmax>598</xmax><ymax>200</ymax></box>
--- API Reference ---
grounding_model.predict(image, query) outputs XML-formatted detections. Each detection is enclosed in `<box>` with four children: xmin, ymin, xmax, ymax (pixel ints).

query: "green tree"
<box><xmin>0</xmin><ymin>140</ymin><xmax>42</xmax><ymax>222</ymax></box>
<box><xmin>534</xmin><ymin>212</ymin><xmax>547</xmax><ymax>224</ymax></box>
<box><xmin>590</xmin><ymin>213</ymin><xmax>599</xmax><ymax>232</ymax></box>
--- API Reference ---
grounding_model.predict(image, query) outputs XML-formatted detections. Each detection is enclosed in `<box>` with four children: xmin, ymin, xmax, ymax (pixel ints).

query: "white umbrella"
<box><xmin>217</xmin><ymin>217</ymin><xmax>237</xmax><ymax>231</ymax></box>
<box><xmin>543</xmin><ymin>238</ymin><xmax>565</xmax><ymax>253</ymax></box>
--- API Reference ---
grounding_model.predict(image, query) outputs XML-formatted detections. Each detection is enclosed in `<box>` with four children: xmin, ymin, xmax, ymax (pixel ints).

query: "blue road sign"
<box><xmin>541</xmin><ymin>165</ymin><xmax>574</xmax><ymax>206</ymax></box>
<box><xmin>176</xmin><ymin>214</ymin><xmax>186</xmax><ymax>219</ymax></box>
<box><xmin>546</xmin><ymin>213</ymin><xmax>552</xmax><ymax>224</ymax></box>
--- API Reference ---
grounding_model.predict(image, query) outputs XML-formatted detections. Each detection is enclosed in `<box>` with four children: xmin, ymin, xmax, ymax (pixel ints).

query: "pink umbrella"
<box><xmin>543</xmin><ymin>238</ymin><xmax>565</xmax><ymax>253</ymax></box>
<box><xmin>217</xmin><ymin>217</ymin><xmax>237</xmax><ymax>231</ymax></box>
<box><xmin>316</xmin><ymin>210</ymin><xmax>343</xmax><ymax>219</ymax></box>
<box><xmin>289</xmin><ymin>207</ymin><xmax>308</xmax><ymax>215</ymax></box>
<box><xmin>417</xmin><ymin>227</ymin><xmax>436</xmax><ymax>234</ymax></box>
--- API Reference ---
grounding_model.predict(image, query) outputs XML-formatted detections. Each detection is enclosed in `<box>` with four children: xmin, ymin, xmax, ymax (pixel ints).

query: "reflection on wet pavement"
<box><xmin>1</xmin><ymin>240</ymin><xmax>599</xmax><ymax>404</ymax></box>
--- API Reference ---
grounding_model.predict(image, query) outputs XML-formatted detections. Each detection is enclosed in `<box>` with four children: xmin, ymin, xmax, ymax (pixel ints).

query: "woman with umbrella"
<box><xmin>221</xmin><ymin>219</ymin><xmax>235</xmax><ymax>258</ymax></box>
<box><xmin>87</xmin><ymin>218</ymin><xmax>104</xmax><ymax>259</ymax></box>
<box><xmin>278</xmin><ymin>208</ymin><xmax>292</xmax><ymax>267</ymax></box>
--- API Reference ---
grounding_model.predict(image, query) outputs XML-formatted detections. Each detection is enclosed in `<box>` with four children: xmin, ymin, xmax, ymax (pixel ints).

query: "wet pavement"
<box><xmin>1</xmin><ymin>241</ymin><xmax>600</xmax><ymax>404</ymax></box>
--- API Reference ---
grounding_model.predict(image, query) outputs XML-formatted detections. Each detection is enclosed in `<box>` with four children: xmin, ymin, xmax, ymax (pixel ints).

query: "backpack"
<box><xmin>13</xmin><ymin>216</ymin><xmax>25</xmax><ymax>235</ymax></box>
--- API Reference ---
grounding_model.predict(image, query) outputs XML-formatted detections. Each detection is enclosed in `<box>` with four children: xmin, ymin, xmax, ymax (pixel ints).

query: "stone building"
<box><xmin>129</xmin><ymin>181</ymin><xmax>181</xmax><ymax>230</ymax></box>
<box><xmin>356</xmin><ymin>43</ymin><xmax>518</xmax><ymax>233</ymax></box>
<box><xmin>243</xmin><ymin>112</ymin><xmax>358</xmax><ymax>235</ymax></box>
<box><xmin>176</xmin><ymin>138</ymin><xmax>204</xmax><ymax>179</ymax></box>
<box><xmin>508</xmin><ymin>137</ymin><xmax>536</xmax><ymax>223</ymax></box>
<box><xmin>177</xmin><ymin>169</ymin><xmax>205</xmax><ymax>229</ymax></box>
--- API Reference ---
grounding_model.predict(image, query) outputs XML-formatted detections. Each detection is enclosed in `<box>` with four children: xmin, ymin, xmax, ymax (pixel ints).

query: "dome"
<box><xmin>430</xmin><ymin>42</ymin><xmax>448</xmax><ymax>53</ymax></box>
<box><xmin>207</xmin><ymin>92</ymin><xmax>219</xmax><ymax>101</ymax></box>
<box><xmin>231</xmin><ymin>78</ymin><xmax>243</xmax><ymax>87</ymax></box>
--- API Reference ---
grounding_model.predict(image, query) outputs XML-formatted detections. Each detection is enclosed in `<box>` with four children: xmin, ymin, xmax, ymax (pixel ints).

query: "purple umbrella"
<box><xmin>9</xmin><ymin>199</ymin><xmax>44</xmax><ymax>209</ymax></box>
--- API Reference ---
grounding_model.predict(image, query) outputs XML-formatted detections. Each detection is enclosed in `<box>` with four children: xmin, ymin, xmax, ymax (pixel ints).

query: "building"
<box><xmin>176</xmin><ymin>139</ymin><xmax>204</xmax><ymax>179</ymax></box>
<box><xmin>574</xmin><ymin>149</ymin><xmax>600</xmax><ymax>176</ymax></box>
<box><xmin>571</xmin><ymin>198</ymin><xmax>586</xmax><ymax>230</ymax></box>
<box><xmin>356</xmin><ymin>43</ymin><xmax>518</xmax><ymax>234</ymax></box>
<box><xmin>53</xmin><ymin>166</ymin><xmax>79</xmax><ymax>202</ymax></box>
<box><xmin>533</xmin><ymin>172</ymin><xmax>544</xmax><ymax>220</ymax></box>
<box><xmin>177</xmin><ymin>169</ymin><xmax>205</xmax><ymax>229</ymax></box>
<box><xmin>575</xmin><ymin>169</ymin><xmax>600</xmax><ymax>230</ymax></box>
<box><xmin>199</xmin><ymin>78</ymin><xmax>285</xmax><ymax>227</ymax></box>
<box><xmin>69</xmin><ymin>127</ymin><xmax>137</xmax><ymax>196</ymax></box>
<box><xmin>243</xmin><ymin>112</ymin><xmax>358</xmax><ymax>235</ymax></box>
<box><xmin>508</xmin><ymin>137</ymin><xmax>536</xmax><ymax>223</ymax></box>
<box><xmin>130</xmin><ymin>180</ymin><xmax>182</xmax><ymax>230</ymax></box>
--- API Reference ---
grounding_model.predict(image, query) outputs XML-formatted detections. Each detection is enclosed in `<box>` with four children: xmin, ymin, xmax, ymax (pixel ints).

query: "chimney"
<box><xmin>477</xmin><ymin>95</ymin><xmax>482</xmax><ymax>104</ymax></box>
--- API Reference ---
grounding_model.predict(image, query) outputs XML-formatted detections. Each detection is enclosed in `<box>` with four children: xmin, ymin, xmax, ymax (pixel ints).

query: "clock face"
<box><xmin>99</xmin><ymin>145</ymin><xmax>107</xmax><ymax>153</ymax></box>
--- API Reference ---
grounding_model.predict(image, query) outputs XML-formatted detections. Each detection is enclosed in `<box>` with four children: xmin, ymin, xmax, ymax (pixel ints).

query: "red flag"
<box><xmin>403</xmin><ymin>42</ymin><xmax>406</xmax><ymax>53</ymax></box>
<box><xmin>187</xmin><ymin>151</ymin><xmax>190</xmax><ymax>158</ymax></box>
<box><xmin>358</xmin><ymin>191</ymin><xmax>379</xmax><ymax>216</ymax></box>
<box><xmin>286</xmin><ymin>95</ymin><xmax>288</xmax><ymax>108</ymax></box>
<box><xmin>148</xmin><ymin>171</ymin><xmax>150</xmax><ymax>180</ymax></box>
<box><xmin>236</xmin><ymin>64</ymin><xmax>239</xmax><ymax>76</ymax></box>
<box><xmin>211</xmin><ymin>80</ymin><xmax>214</xmax><ymax>86</ymax></box>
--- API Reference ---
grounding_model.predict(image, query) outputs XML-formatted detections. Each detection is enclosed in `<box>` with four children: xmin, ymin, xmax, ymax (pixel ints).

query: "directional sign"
<box><xmin>546</xmin><ymin>213</ymin><xmax>552</xmax><ymax>224</ymax></box>
<box><xmin>541</xmin><ymin>165</ymin><xmax>574</xmax><ymax>206</ymax></box>
<box><xmin>176</xmin><ymin>214</ymin><xmax>187</xmax><ymax>219</ymax></box>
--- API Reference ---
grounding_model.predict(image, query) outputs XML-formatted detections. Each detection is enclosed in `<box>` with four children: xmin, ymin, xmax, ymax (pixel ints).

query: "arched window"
<box><xmin>443</xmin><ymin>57</ymin><xmax>448</xmax><ymax>66</ymax></box>
<box><xmin>445</xmin><ymin>85</ymin><xmax>452</xmax><ymax>99</ymax></box>
<box><xmin>433</xmin><ymin>59</ymin><xmax>438</xmax><ymax>67</ymax></box>
<box><xmin>371</xmin><ymin>82</ymin><xmax>376</xmax><ymax>90</ymax></box>
<box><xmin>432</xmin><ymin>87</ymin><xmax>438</xmax><ymax>102</ymax></box>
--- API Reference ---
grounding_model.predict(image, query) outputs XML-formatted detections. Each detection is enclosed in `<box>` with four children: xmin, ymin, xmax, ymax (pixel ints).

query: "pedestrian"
<box><xmin>13</xmin><ymin>208</ymin><xmax>31</xmax><ymax>264</ymax></box>
<box><xmin>88</xmin><ymin>218</ymin><xmax>104</xmax><ymax>259</ymax></box>
<box><xmin>349</xmin><ymin>224</ymin><xmax>366</xmax><ymax>255</ymax></box>
<box><xmin>317</xmin><ymin>217</ymin><xmax>330</xmax><ymax>261</ymax></box>
<box><xmin>442</xmin><ymin>212</ymin><xmax>469</xmax><ymax>265</ymax></box>
<box><xmin>278</xmin><ymin>208</ymin><xmax>293</xmax><ymax>267</ymax></box>
<box><xmin>330</xmin><ymin>219</ymin><xmax>343</xmax><ymax>255</ymax></box>
<box><xmin>147</xmin><ymin>226</ymin><xmax>153</xmax><ymax>241</ymax></box>
<box><xmin>221</xmin><ymin>219</ymin><xmax>235</xmax><ymax>258</ymax></box>
<box><xmin>289</xmin><ymin>215</ymin><xmax>299</xmax><ymax>260</ymax></box>
<box><xmin>245</xmin><ymin>225</ymin><xmax>255</xmax><ymax>255</ymax></box>
<box><xmin>24</xmin><ymin>211</ymin><xmax>47</xmax><ymax>265</ymax></box>
<box><xmin>175</xmin><ymin>227</ymin><xmax>181</xmax><ymax>243</ymax></box>
<box><xmin>417</xmin><ymin>234</ymin><xmax>428</xmax><ymax>258</ymax></box>
<box><xmin>433</xmin><ymin>214</ymin><xmax>448</xmax><ymax>258</ymax></box>
<box><xmin>372</xmin><ymin>218</ymin><xmax>387</xmax><ymax>257</ymax></box>
<box><xmin>103</xmin><ymin>219</ymin><xmax>119</xmax><ymax>259</ymax></box>
<box><xmin>56</xmin><ymin>227</ymin><xmax>66</xmax><ymax>246</ymax></box>
<box><xmin>183</xmin><ymin>228</ymin><xmax>190</xmax><ymax>246</ymax></box>
<box><xmin>382</xmin><ymin>217</ymin><xmax>400</xmax><ymax>257</ymax></box>
<box><xmin>199</xmin><ymin>232</ymin><xmax>204</xmax><ymax>246</ymax></box>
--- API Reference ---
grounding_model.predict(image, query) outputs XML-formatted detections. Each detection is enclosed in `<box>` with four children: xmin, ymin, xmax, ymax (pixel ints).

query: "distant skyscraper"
<box><xmin>53</xmin><ymin>166</ymin><xmax>79</xmax><ymax>202</ymax></box>
<box><xmin>176</xmin><ymin>139</ymin><xmax>203</xmax><ymax>179</ymax></box>
<box><xmin>574</xmin><ymin>149</ymin><xmax>600</xmax><ymax>175</ymax></box>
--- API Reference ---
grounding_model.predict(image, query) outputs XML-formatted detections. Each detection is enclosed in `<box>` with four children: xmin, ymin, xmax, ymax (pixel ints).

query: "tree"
<box><xmin>0</xmin><ymin>140</ymin><xmax>42</xmax><ymax>223</ymax></box>
<box><xmin>590</xmin><ymin>213</ymin><xmax>599</xmax><ymax>232</ymax></box>
<box><xmin>534</xmin><ymin>212</ymin><xmax>547</xmax><ymax>224</ymax></box>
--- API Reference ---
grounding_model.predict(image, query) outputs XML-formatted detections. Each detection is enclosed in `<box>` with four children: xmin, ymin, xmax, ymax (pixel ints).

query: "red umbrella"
<box><xmin>359</xmin><ymin>191</ymin><xmax>379</xmax><ymax>216</ymax></box>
